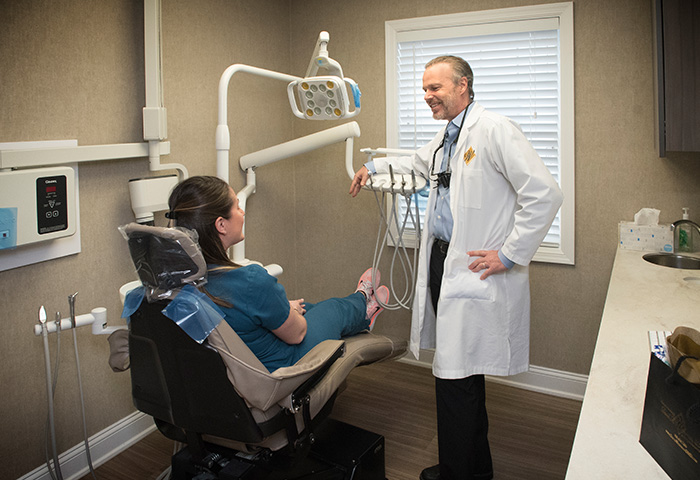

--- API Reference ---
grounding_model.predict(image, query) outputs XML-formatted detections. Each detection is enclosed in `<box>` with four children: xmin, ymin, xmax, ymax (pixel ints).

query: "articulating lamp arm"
<box><xmin>305</xmin><ymin>31</ymin><xmax>343</xmax><ymax>78</ymax></box>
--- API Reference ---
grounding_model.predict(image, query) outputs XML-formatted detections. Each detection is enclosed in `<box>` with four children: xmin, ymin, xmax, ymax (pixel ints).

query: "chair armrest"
<box><xmin>208</xmin><ymin>322</ymin><xmax>346</xmax><ymax>411</ymax></box>
<box><xmin>291</xmin><ymin>342</ymin><xmax>345</xmax><ymax>411</ymax></box>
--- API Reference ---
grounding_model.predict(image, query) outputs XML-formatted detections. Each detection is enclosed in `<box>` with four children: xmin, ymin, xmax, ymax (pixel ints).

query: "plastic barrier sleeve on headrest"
<box><xmin>118</xmin><ymin>223</ymin><xmax>208</xmax><ymax>302</ymax></box>
<box><xmin>162</xmin><ymin>285</ymin><xmax>225</xmax><ymax>344</ymax></box>
<box><xmin>121</xmin><ymin>286</ymin><xmax>146</xmax><ymax>319</ymax></box>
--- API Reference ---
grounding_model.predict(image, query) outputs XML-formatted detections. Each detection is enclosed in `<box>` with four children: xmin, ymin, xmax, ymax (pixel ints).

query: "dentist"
<box><xmin>350</xmin><ymin>56</ymin><xmax>563</xmax><ymax>480</ymax></box>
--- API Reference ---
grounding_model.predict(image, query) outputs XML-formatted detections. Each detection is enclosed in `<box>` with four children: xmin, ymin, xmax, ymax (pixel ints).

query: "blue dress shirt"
<box><xmin>431</xmin><ymin>107</ymin><xmax>466</xmax><ymax>243</ymax></box>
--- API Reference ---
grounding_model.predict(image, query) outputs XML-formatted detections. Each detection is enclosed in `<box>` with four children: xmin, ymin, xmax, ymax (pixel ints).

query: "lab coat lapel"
<box><xmin>450</xmin><ymin>102</ymin><xmax>482</xmax><ymax>171</ymax></box>
<box><xmin>448</xmin><ymin>103</ymin><xmax>481</xmax><ymax>211</ymax></box>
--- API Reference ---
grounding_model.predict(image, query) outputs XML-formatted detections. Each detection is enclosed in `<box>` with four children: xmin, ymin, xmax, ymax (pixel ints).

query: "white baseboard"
<box><xmin>20</xmin><ymin>411</ymin><xmax>156</xmax><ymax>480</ymax></box>
<box><xmin>399</xmin><ymin>350</ymin><xmax>587</xmax><ymax>401</ymax></box>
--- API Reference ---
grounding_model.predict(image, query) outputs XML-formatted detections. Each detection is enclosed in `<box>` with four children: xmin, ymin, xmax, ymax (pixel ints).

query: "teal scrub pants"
<box><xmin>292</xmin><ymin>292</ymin><xmax>368</xmax><ymax>363</ymax></box>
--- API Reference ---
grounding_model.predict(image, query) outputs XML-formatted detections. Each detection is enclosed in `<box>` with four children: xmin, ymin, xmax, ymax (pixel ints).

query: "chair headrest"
<box><xmin>119</xmin><ymin>223</ymin><xmax>207</xmax><ymax>300</ymax></box>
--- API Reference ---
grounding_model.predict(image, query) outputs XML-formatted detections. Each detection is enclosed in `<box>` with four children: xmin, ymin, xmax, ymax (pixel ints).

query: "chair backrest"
<box><xmin>129</xmin><ymin>298</ymin><xmax>265</xmax><ymax>443</ymax></box>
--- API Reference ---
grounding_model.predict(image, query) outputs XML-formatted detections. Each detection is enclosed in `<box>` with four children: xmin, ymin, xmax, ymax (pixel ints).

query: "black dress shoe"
<box><xmin>420</xmin><ymin>465</ymin><xmax>440</xmax><ymax>480</ymax></box>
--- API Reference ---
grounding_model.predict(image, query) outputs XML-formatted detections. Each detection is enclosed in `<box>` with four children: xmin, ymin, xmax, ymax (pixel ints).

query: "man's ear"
<box><xmin>459</xmin><ymin>76</ymin><xmax>469</xmax><ymax>95</ymax></box>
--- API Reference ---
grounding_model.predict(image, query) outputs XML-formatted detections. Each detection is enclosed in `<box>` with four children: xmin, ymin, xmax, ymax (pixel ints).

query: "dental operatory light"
<box><xmin>287</xmin><ymin>31</ymin><xmax>361</xmax><ymax>120</ymax></box>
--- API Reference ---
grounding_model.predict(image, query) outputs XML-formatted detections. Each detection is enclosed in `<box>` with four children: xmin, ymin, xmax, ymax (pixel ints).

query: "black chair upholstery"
<box><xmin>129</xmin><ymin>299</ymin><xmax>266</xmax><ymax>445</ymax></box>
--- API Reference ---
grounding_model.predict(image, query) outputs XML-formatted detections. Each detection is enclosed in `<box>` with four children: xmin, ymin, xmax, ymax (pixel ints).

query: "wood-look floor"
<box><xmin>81</xmin><ymin>361</ymin><xmax>582</xmax><ymax>480</ymax></box>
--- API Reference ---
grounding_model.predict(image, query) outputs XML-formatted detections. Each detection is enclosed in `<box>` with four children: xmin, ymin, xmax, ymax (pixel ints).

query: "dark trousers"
<box><xmin>430</xmin><ymin>240</ymin><xmax>493</xmax><ymax>480</ymax></box>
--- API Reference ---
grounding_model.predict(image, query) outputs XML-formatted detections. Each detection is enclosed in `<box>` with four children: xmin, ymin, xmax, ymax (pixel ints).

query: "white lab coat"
<box><xmin>372</xmin><ymin>102</ymin><xmax>563</xmax><ymax>379</ymax></box>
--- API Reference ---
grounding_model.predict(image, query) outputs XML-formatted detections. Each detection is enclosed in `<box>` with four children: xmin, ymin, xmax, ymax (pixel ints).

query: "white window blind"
<box><xmin>386</xmin><ymin>4</ymin><xmax>574</xmax><ymax>264</ymax></box>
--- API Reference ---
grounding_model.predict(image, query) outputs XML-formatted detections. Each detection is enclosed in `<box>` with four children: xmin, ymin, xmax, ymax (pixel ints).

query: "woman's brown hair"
<box><xmin>167</xmin><ymin>175</ymin><xmax>238</xmax><ymax>268</ymax></box>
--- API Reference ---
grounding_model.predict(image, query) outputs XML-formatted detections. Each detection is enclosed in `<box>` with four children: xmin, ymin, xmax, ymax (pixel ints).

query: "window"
<box><xmin>385</xmin><ymin>3</ymin><xmax>574</xmax><ymax>264</ymax></box>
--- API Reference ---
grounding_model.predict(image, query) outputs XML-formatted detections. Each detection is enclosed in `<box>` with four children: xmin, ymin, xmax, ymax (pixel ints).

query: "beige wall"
<box><xmin>288</xmin><ymin>0</ymin><xmax>700</xmax><ymax>375</ymax></box>
<box><xmin>1</xmin><ymin>0</ymin><xmax>699</xmax><ymax>478</ymax></box>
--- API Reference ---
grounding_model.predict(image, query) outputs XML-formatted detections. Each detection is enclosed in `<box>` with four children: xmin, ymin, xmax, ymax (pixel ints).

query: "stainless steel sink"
<box><xmin>643</xmin><ymin>252</ymin><xmax>700</xmax><ymax>270</ymax></box>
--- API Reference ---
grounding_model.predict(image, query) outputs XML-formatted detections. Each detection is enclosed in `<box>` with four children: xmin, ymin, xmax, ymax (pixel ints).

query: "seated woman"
<box><xmin>167</xmin><ymin>175</ymin><xmax>388</xmax><ymax>373</ymax></box>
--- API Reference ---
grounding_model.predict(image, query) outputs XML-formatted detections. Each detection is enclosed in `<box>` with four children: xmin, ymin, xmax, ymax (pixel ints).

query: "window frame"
<box><xmin>384</xmin><ymin>2</ymin><xmax>575</xmax><ymax>265</ymax></box>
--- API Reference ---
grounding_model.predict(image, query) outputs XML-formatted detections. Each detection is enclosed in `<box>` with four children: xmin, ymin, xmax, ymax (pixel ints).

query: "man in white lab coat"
<box><xmin>350</xmin><ymin>56</ymin><xmax>563</xmax><ymax>480</ymax></box>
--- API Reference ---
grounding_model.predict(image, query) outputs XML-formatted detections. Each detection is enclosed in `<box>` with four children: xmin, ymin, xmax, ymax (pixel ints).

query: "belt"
<box><xmin>433</xmin><ymin>238</ymin><xmax>450</xmax><ymax>255</ymax></box>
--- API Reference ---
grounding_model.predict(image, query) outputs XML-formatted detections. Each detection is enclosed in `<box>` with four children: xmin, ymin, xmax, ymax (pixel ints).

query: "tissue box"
<box><xmin>619</xmin><ymin>222</ymin><xmax>672</xmax><ymax>252</ymax></box>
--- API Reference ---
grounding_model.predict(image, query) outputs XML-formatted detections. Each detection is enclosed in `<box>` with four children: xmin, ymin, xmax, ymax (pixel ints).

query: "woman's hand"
<box><xmin>271</xmin><ymin>300</ymin><xmax>308</xmax><ymax>345</ymax></box>
<box><xmin>289</xmin><ymin>298</ymin><xmax>306</xmax><ymax>315</ymax></box>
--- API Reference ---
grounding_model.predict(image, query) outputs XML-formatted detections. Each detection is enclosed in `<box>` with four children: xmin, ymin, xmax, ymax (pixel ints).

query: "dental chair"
<box><xmin>119</xmin><ymin>223</ymin><xmax>407</xmax><ymax>479</ymax></box>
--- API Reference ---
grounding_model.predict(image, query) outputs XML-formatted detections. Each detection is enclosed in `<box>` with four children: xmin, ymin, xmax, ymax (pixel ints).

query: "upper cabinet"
<box><xmin>654</xmin><ymin>0</ymin><xmax>700</xmax><ymax>155</ymax></box>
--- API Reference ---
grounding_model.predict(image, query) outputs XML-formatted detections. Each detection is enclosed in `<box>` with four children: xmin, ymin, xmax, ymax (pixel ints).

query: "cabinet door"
<box><xmin>659</xmin><ymin>0</ymin><xmax>700</xmax><ymax>153</ymax></box>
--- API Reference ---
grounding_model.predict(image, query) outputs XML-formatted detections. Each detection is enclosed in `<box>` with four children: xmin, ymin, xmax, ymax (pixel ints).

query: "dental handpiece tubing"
<box><xmin>41</xmin><ymin>321</ymin><xmax>62</xmax><ymax>479</ymax></box>
<box><xmin>72</xmin><ymin>326</ymin><xmax>96</xmax><ymax>477</ymax></box>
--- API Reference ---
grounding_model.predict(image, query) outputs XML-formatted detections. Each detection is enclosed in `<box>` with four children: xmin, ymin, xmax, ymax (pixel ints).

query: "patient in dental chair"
<box><xmin>166</xmin><ymin>175</ymin><xmax>389</xmax><ymax>373</ymax></box>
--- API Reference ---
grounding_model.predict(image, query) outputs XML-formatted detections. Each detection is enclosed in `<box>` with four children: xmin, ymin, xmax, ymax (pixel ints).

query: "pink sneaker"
<box><xmin>356</xmin><ymin>268</ymin><xmax>380</xmax><ymax>300</ymax></box>
<box><xmin>366</xmin><ymin>285</ymin><xmax>389</xmax><ymax>330</ymax></box>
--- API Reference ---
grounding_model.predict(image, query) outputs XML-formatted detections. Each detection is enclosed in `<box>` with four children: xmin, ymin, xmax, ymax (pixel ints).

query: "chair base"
<box><xmin>171</xmin><ymin>419</ymin><xmax>386</xmax><ymax>480</ymax></box>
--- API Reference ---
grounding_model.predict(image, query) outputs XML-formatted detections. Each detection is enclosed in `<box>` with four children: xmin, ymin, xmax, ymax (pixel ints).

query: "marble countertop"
<box><xmin>566</xmin><ymin>248</ymin><xmax>700</xmax><ymax>479</ymax></box>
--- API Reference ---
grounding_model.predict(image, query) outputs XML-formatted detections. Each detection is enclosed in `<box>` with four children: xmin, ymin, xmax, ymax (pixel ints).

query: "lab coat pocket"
<box><xmin>457</xmin><ymin>168</ymin><xmax>482</xmax><ymax>209</ymax></box>
<box><xmin>440</xmin><ymin>254</ymin><xmax>494</xmax><ymax>302</ymax></box>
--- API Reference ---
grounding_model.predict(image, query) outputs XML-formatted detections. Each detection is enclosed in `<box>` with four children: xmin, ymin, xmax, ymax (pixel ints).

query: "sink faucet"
<box><xmin>671</xmin><ymin>219</ymin><xmax>700</xmax><ymax>254</ymax></box>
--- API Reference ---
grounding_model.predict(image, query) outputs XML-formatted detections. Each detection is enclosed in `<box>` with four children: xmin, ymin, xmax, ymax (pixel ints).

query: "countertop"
<box><xmin>565</xmin><ymin>248</ymin><xmax>700</xmax><ymax>479</ymax></box>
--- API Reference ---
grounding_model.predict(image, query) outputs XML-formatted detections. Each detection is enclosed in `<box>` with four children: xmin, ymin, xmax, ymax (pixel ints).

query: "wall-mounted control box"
<box><xmin>0</xmin><ymin>166</ymin><xmax>77</xmax><ymax>250</ymax></box>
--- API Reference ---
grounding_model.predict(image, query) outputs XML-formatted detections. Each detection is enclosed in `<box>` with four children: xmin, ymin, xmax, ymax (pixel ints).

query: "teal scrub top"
<box><xmin>205</xmin><ymin>264</ymin><xmax>294</xmax><ymax>372</ymax></box>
